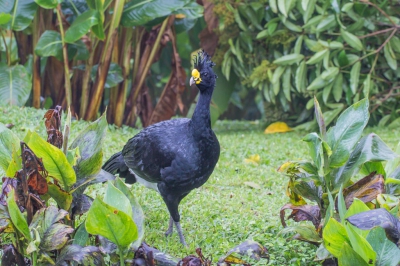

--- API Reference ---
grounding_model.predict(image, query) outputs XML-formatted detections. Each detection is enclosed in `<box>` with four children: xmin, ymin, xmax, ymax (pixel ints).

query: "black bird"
<box><xmin>102</xmin><ymin>50</ymin><xmax>220</xmax><ymax>246</ymax></box>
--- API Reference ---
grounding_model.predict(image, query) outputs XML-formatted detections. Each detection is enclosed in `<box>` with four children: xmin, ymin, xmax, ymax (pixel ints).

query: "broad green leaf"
<box><xmin>85</xmin><ymin>198</ymin><xmax>138</xmax><ymax>248</ymax></box>
<box><xmin>10</xmin><ymin>0</ymin><xmax>38</xmax><ymax>31</ymax></box>
<box><xmin>383</xmin><ymin>42</ymin><xmax>397</xmax><ymax>71</ymax></box>
<box><xmin>332</xmin><ymin>133</ymin><xmax>397</xmax><ymax>190</ymax></box>
<box><xmin>323</xmin><ymin>218</ymin><xmax>350</xmax><ymax>257</ymax></box>
<box><xmin>0</xmin><ymin>123</ymin><xmax>20</xmax><ymax>177</ymax></box>
<box><xmin>366</xmin><ymin>227</ymin><xmax>400</xmax><ymax>266</ymax></box>
<box><xmin>121</xmin><ymin>0</ymin><xmax>189</xmax><ymax>27</ymax></box>
<box><xmin>70</xmin><ymin>113</ymin><xmax>107</xmax><ymax>179</ymax></box>
<box><xmin>65</xmin><ymin>10</ymin><xmax>100</xmax><ymax>43</ymax></box>
<box><xmin>173</xmin><ymin>2</ymin><xmax>203</xmax><ymax>33</ymax></box>
<box><xmin>0</xmin><ymin>63</ymin><xmax>32</xmax><ymax>106</ymax></box>
<box><xmin>306</xmin><ymin>49</ymin><xmax>328</xmax><ymax>65</ymax></box>
<box><xmin>273</xmin><ymin>54</ymin><xmax>304</xmax><ymax>65</ymax></box>
<box><xmin>47</xmin><ymin>183</ymin><xmax>73</xmax><ymax>211</ymax></box>
<box><xmin>345</xmin><ymin>224</ymin><xmax>377</xmax><ymax>265</ymax></box>
<box><xmin>114</xmin><ymin>177</ymin><xmax>145</xmax><ymax>249</ymax></box>
<box><xmin>35</xmin><ymin>30</ymin><xmax>63</xmax><ymax>60</ymax></box>
<box><xmin>345</xmin><ymin>199</ymin><xmax>370</xmax><ymax>238</ymax></box>
<box><xmin>0</xmin><ymin>12</ymin><xmax>12</xmax><ymax>25</ymax></box>
<box><xmin>330</xmin><ymin>0</ymin><xmax>340</xmax><ymax>13</ymax></box>
<box><xmin>29</xmin><ymin>206</ymin><xmax>73</xmax><ymax>251</ymax></box>
<box><xmin>350</xmin><ymin>61</ymin><xmax>361</xmax><ymax>94</ymax></box>
<box><xmin>322</xmin><ymin>83</ymin><xmax>333</xmax><ymax>103</ymax></box>
<box><xmin>34</xmin><ymin>0</ymin><xmax>61</xmax><ymax>9</ymax></box>
<box><xmin>327</xmin><ymin>99</ymin><xmax>369</xmax><ymax>168</ymax></box>
<box><xmin>7</xmin><ymin>189</ymin><xmax>30</xmax><ymax>240</ymax></box>
<box><xmin>304</xmin><ymin>38</ymin><xmax>324</xmax><ymax>52</ymax></box>
<box><xmin>28</xmin><ymin>132</ymin><xmax>76</xmax><ymax>190</ymax></box>
<box><xmin>104</xmin><ymin>181</ymin><xmax>133</xmax><ymax>218</ymax></box>
<box><xmin>338</xmin><ymin>242</ymin><xmax>369</xmax><ymax>266</ymax></box>
<box><xmin>341</xmin><ymin>29</ymin><xmax>363</xmax><ymax>51</ymax></box>
<box><xmin>301</xmin><ymin>0</ymin><xmax>309</xmax><ymax>10</ymax></box>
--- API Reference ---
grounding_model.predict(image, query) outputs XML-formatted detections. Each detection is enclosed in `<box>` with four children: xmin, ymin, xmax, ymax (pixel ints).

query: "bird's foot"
<box><xmin>165</xmin><ymin>216</ymin><xmax>174</xmax><ymax>237</ymax></box>
<box><xmin>174</xmin><ymin>221</ymin><xmax>188</xmax><ymax>247</ymax></box>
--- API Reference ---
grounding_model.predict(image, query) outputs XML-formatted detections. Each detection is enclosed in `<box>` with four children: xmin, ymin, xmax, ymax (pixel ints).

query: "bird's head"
<box><xmin>190</xmin><ymin>50</ymin><xmax>217</xmax><ymax>92</ymax></box>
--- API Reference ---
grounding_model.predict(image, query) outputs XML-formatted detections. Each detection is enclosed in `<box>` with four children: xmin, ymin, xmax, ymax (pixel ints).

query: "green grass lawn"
<box><xmin>1</xmin><ymin>106</ymin><xmax>400</xmax><ymax>265</ymax></box>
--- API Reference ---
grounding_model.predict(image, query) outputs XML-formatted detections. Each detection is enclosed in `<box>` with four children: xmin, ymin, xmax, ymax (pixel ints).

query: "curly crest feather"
<box><xmin>193</xmin><ymin>50</ymin><xmax>216</xmax><ymax>71</ymax></box>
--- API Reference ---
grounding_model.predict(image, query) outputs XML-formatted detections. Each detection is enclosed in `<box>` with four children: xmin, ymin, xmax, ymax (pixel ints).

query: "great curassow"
<box><xmin>102</xmin><ymin>50</ymin><xmax>220</xmax><ymax>246</ymax></box>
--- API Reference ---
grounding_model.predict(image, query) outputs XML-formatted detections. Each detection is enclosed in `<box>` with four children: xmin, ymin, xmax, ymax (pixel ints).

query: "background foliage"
<box><xmin>206</xmin><ymin>0</ymin><xmax>400</xmax><ymax>127</ymax></box>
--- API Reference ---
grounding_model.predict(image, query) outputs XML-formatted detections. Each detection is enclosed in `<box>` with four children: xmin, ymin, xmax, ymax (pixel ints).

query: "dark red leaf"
<box><xmin>43</xmin><ymin>105</ymin><xmax>63</xmax><ymax>148</ymax></box>
<box><xmin>280</xmin><ymin>203</ymin><xmax>321</xmax><ymax>229</ymax></box>
<box><xmin>342</xmin><ymin>172</ymin><xmax>385</xmax><ymax>208</ymax></box>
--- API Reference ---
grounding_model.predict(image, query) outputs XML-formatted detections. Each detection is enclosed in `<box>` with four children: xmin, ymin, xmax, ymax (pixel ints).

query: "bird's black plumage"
<box><xmin>102</xmin><ymin>50</ymin><xmax>220</xmax><ymax>246</ymax></box>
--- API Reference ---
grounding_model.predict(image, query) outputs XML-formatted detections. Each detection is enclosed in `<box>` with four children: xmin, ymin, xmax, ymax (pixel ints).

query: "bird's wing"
<box><xmin>122</xmin><ymin>118</ymin><xmax>190</xmax><ymax>183</ymax></box>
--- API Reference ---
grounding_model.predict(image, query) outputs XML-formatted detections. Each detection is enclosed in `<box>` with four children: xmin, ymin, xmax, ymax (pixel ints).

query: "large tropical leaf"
<box><xmin>27</xmin><ymin>132</ymin><xmax>76</xmax><ymax>190</ymax></box>
<box><xmin>114</xmin><ymin>177</ymin><xmax>145</xmax><ymax>249</ymax></box>
<box><xmin>65</xmin><ymin>10</ymin><xmax>101</xmax><ymax>43</ymax></box>
<box><xmin>121</xmin><ymin>0</ymin><xmax>190</xmax><ymax>27</ymax></box>
<box><xmin>366</xmin><ymin>227</ymin><xmax>400</xmax><ymax>266</ymax></box>
<box><xmin>34</xmin><ymin>0</ymin><xmax>61</xmax><ymax>9</ymax></box>
<box><xmin>173</xmin><ymin>1</ymin><xmax>203</xmax><ymax>33</ymax></box>
<box><xmin>0</xmin><ymin>63</ymin><xmax>32</xmax><ymax>106</ymax></box>
<box><xmin>6</xmin><ymin>189</ymin><xmax>31</xmax><ymax>240</ymax></box>
<box><xmin>85</xmin><ymin>197</ymin><xmax>138</xmax><ymax>248</ymax></box>
<box><xmin>69</xmin><ymin>113</ymin><xmax>107</xmax><ymax>180</ymax></box>
<box><xmin>35</xmin><ymin>30</ymin><xmax>63</xmax><ymax>60</ymax></box>
<box><xmin>7</xmin><ymin>0</ymin><xmax>38</xmax><ymax>31</ymax></box>
<box><xmin>29</xmin><ymin>206</ymin><xmax>73</xmax><ymax>251</ymax></box>
<box><xmin>55</xmin><ymin>245</ymin><xmax>104</xmax><ymax>265</ymax></box>
<box><xmin>332</xmin><ymin>134</ymin><xmax>397</xmax><ymax>190</ymax></box>
<box><xmin>327</xmin><ymin>99</ymin><xmax>369</xmax><ymax>168</ymax></box>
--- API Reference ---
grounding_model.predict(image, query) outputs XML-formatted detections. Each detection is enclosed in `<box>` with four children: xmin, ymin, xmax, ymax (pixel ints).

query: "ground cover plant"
<box><xmin>1</xmin><ymin>105</ymin><xmax>400</xmax><ymax>265</ymax></box>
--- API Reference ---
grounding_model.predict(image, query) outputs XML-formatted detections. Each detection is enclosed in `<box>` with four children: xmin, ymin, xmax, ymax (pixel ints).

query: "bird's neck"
<box><xmin>191</xmin><ymin>89</ymin><xmax>213</xmax><ymax>131</ymax></box>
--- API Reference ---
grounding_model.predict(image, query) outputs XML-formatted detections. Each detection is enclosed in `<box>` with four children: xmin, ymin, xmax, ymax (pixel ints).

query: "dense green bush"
<box><xmin>210</xmin><ymin>0</ymin><xmax>400</xmax><ymax>126</ymax></box>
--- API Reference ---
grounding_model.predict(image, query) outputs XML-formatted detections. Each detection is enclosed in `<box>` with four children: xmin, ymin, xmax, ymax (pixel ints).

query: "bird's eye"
<box><xmin>203</xmin><ymin>72</ymin><xmax>208</xmax><ymax>77</ymax></box>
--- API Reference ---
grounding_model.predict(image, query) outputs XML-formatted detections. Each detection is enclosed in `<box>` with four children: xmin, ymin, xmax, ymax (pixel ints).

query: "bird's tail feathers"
<box><xmin>102</xmin><ymin>152</ymin><xmax>136</xmax><ymax>184</ymax></box>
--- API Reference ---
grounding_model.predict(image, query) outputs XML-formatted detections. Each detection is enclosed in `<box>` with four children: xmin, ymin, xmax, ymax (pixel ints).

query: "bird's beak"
<box><xmin>190</xmin><ymin>77</ymin><xmax>196</xmax><ymax>87</ymax></box>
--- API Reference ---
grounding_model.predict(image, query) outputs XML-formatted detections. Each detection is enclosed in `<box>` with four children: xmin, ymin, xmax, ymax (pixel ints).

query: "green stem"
<box><xmin>32</xmin><ymin>251</ymin><xmax>37</xmax><ymax>266</ymax></box>
<box><xmin>56</xmin><ymin>5</ymin><xmax>72</xmax><ymax>108</ymax></box>
<box><xmin>119</xmin><ymin>249</ymin><xmax>125</xmax><ymax>266</ymax></box>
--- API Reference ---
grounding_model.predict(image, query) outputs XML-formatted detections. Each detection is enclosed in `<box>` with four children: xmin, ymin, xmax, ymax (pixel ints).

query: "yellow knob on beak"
<box><xmin>191</xmin><ymin>69</ymin><xmax>201</xmax><ymax>85</ymax></box>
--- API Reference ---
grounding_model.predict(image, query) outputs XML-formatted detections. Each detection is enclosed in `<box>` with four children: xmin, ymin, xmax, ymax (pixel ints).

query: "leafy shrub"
<box><xmin>0</xmin><ymin>107</ymin><xmax>144</xmax><ymax>264</ymax></box>
<box><xmin>209</xmin><ymin>0</ymin><xmax>400</xmax><ymax>125</ymax></box>
<box><xmin>279</xmin><ymin>98</ymin><xmax>400</xmax><ymax>264</ymax></box>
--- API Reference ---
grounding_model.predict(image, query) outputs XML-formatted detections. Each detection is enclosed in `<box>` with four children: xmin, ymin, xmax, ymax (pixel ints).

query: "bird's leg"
<box><xmin>165</xmin><ymin>216</ymin><xmax>174</xmax><ymax>237</ymax></box>
<box><xmin>174</xmin><ymin>221</ymin><xmax>187</xmax><ymax>247</ymax></box>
